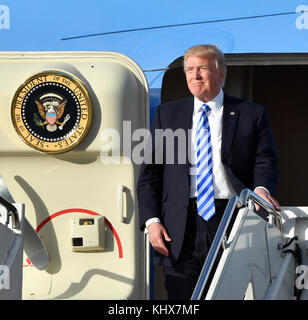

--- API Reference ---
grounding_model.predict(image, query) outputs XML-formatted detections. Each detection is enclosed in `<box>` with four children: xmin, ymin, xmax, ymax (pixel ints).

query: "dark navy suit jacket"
<box><xmin>137</xmin><ymin>94</ymin><xmax>279</xmax><ymax>266</ymax></box>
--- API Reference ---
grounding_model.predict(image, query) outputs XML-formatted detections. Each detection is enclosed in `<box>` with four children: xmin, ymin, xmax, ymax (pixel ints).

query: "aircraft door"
<box><xmin>0</xmin><ymin>52</ymin><xmax>149</xmax><ymax>299</ymax></box>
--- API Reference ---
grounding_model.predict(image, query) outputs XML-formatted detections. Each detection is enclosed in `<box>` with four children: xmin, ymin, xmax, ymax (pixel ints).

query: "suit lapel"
<box><xmin>183</xmin><ymin>98</ymin><xmax>194</xmax><ymax>169</ymax></box>
<box><xmin>181</xmin><ymin>97</ymin><xmax>194</xmax><ymax>131</ymax></box>
<box><xmin>221</xmin><ymin>94</ymin><xmax>239</xmax><ymax>163</ymax></box>
<box><xmin>177</xmin><ymin>98</ymin><xmax>194</xmax><ymax>181</ymax></box>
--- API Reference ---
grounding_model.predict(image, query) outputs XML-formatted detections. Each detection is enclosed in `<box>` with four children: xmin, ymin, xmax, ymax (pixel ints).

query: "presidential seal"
<box><xmin>11</xmin><ymin>71</ymin><xmax>93</xmax><ymax>153</ymax></box>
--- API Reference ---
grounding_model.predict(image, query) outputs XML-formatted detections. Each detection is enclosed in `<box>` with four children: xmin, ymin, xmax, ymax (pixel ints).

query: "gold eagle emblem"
<box><xmin>34</xmin><ymin>94</ymin><xmax>70</xmax><ymax>132</ymax></box>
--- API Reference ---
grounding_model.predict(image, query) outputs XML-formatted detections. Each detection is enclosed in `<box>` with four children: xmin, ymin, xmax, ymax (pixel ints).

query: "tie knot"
<box><xmin>201</xmin><ymin>104</ymin><xmax>211</xmax><ymax>113</ymax></box>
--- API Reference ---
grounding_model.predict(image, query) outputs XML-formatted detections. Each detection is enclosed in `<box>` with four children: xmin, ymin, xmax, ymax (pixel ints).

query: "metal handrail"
<box><xmin>239</xmin><ymin>189</ymin><xmax>282</xmax><ymax>231</ymax></box>
<box><xmin>190</xmin><ymin>195</ymin><xmax>240</xmax><ymax>300</ymax></box>
<box><xmin>191</xmin><ymin>188</ymin><xmax>282</xmax><ymax>300</ymax></box>
<box><xmin>0</xmin><ymin>195</ymin><xmax>20</xmax><ymax>229</ymax></box>
<box><xmin>0</xmin><ymin>202</ymin><xmax>23</xmax><ymax>271</ymax></box>
<box><xmin>144</xmin><ymin>232</ymin><xmax>151</xmax><ymax>299</ymax></box>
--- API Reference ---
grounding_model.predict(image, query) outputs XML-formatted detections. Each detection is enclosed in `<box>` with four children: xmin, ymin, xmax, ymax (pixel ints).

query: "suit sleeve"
<box><xmin>253</xmin><ymin>106</ymin><xmax>279</xmax><ymax>195</ymax></box>
<box><xmin>137</xmin><ymin>106</ymin><xmax>164</xmax><ymax>230</ymax></box>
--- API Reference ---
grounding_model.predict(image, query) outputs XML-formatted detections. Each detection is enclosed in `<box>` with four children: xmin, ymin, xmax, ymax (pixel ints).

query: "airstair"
<box><xmin>0</xmin><ymin>196</ymin><xmax>24</xmax><ymax>299</ymax></box>
<box><xmin>192</xmin><ymin>189</ymin><xmax>308</xmax><ymax>300</ymax></box>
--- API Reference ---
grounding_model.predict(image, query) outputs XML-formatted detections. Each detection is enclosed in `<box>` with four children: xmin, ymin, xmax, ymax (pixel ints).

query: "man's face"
<box><xmin>185</xmin><ymin>55</ymin><xmax>225</xmax><ymax>103</ymax></box>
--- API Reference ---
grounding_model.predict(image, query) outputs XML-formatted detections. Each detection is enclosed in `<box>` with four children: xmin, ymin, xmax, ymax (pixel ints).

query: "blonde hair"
<box><xmin>183</xmin><ymin>44</ymin><xmax>227</xmax><ymax>83</ymax></box>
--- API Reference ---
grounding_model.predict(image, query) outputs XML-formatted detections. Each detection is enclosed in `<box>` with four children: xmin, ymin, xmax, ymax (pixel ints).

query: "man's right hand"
<box><xmin>147</xmin><ymin>222</ymin><xmax>172</xmax><ymax>257</ymax></box>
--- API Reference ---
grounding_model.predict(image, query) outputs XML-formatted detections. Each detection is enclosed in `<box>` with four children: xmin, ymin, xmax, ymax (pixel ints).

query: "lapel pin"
<box><xmin>230</xmin><ymin>111</ymin><xmax>235</xmax><ymax>115</ymax></box>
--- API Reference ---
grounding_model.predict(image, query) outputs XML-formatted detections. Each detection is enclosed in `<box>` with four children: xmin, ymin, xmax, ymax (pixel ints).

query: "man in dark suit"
<box><xmin>137</xmin><ymin>44</ymin><xmax>280</xmax><ymax>299</ymax></box>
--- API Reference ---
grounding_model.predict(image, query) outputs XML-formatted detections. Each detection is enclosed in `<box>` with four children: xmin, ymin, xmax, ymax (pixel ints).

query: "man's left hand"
<box><xmin>254</xmin><ymin>188</ymin><xmax>281</xmax><ymax>212</ymax></box>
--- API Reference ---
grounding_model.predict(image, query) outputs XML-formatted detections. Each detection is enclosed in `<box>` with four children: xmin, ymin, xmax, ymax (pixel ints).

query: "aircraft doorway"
<box><xmin>154</xmin><ymin>54</ymin><xmax>308</xmax><ymax>299</ymax></box>
<box><xmin>161</xmin><ymin>54</ymin><xmax>308</xmax><ymax>207</ymax></box>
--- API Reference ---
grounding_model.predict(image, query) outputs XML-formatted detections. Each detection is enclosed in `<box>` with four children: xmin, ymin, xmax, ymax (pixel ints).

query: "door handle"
<box><xmin>118</xmin><ymin>185</ymin><xmax>127</xmax><ymax>223</ymax></box>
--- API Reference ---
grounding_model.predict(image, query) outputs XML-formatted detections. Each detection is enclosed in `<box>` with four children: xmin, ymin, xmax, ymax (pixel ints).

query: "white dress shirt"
<box><xmin>189</xmin><ymin>89</ymin><xmax>236</xmax><ymax>199</ymax></box>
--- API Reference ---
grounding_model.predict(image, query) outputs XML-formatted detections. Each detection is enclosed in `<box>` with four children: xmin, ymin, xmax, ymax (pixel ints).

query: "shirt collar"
<box><xmin>194</xmin><ymin>89</ymin><xmax>224</xmax><ymax>114</ymax></box>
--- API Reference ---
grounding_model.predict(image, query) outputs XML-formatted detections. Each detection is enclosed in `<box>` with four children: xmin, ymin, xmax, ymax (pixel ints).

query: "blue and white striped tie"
<box><xmin>196</xmin><ymin>104</ymin><xmax>215</xmax><ymax>221</ymax></box>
